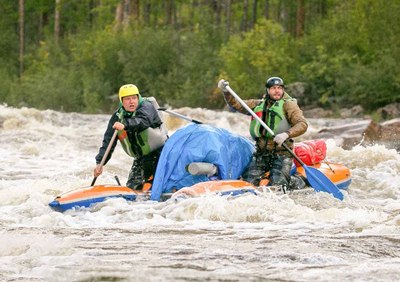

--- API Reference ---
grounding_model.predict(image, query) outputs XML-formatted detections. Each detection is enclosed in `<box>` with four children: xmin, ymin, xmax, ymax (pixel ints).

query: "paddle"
<box><xmin>91</xmin><ymin>130</ymin><xmax>118</xmax><ymax>186</ymax></box>
<box><xmin>158</xmin><ymin>107</ymin><xmax>203</xmax><ymax>124</ymax></box>
<box><xmin>220</xmin><ymin>80</ymin><xmax>344</xmax><ymax>200</ymax></box>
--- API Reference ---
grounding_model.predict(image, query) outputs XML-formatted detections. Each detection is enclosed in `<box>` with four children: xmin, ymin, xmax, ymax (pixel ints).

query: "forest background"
<box><xmin>1</xmin><ymin>0</ymin><xmax>399</xmax><ymax>115</ymax></box>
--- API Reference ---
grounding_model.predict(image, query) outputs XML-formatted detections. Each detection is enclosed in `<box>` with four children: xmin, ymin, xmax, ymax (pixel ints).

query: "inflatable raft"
<box><xmin>49</xmin><ymin>124</ymin><xmax>352</xmax><ymax>212</ymax></box>
<box><xmin>49</xmin><ymin>161</ymin><xmax>351</xmax><ymax>212</ymax></box>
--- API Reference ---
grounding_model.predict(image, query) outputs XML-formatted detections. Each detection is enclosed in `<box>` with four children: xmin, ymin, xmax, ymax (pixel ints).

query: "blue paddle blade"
<box><xmin>304</xmin><ymin>166</ymin><xmax>344</xmax><ymax>200</ymax></box>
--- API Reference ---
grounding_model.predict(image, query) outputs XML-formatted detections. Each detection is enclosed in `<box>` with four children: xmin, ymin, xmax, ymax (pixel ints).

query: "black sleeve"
<box><xmin>95</xmin><ymin>113</ymin><xmax>119</xmax><ymax>165</ymax></box>
<box><xmin>123</xmin><ymin>101</ymin><xmax>162</xmax><ymax>132</ymax></box>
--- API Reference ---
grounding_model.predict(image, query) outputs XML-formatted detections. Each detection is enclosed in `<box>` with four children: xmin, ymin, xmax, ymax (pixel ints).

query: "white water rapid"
<box><xmin>0</xmin><ymin>104</ymin><xmax>399</xmax><ymax>281</ymax></box>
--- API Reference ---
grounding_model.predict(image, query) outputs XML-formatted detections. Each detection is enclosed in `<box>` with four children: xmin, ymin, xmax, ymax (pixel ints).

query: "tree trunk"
<box><xmin>189</xmin><ymin>0</ymin><xmax>198</xmax><ymax>27</ymax></box>
<box><xmin>19</xmin><ymin>0</ymin><xmax>24</xmax><ymax>79</ymax></box>
<box><xmin>251</xmin><ymin>0</ymin><xmax>258</xmax><ymax>28</ymax></box>
<box><xmin>54</xmin><ymin>0</ymin><xmax>61</xmax><ymax>45</ymax></box>
<box><xmin>214</xmin><ymin>0</ymin><xmax>222</xmax><ymax>28</ymax></box>
<box><xmin>143</xmin><ymin>0</ymin><xmax>151</xmax><ymax>25</ymax></box>
<box><xmin>241</xmin><ymin>0</ymin><xmax>249</xmax><ymax>32</ymax></box>
<box><xmin>296</xmin><ymin>0</ymin><xmax>305</xmax><ymax>37</ymax></box>
<box><xmin>123</xmin><ymin>0</ymin><xmax>130</xmax><ymax>27</ymax></box>
<box><xmin>278</xmin><ymin>0</ymin><xmax>288</xmax><ymax>32</ymax></box>
<box><xmin>264</xmin><ymin>0</ymin><xmax>270</xmax><ymax>19</ymax></box>
<box><xmin>319</xmin><ymin>0</ymin><xmax>328</xmax><ymax>17</ymax></box>
<box><xmin>165</xmin><ymin>0</ymin><xmax>175</xmax><ymax>26</ymax></box>
<box><xmin>131</xmin><ymin>0</ymin><xmax>140</xmax><ymax>22</ymax></box>
<box><xmin>114</xmin><ymin>1</ymin><xmax>124</xmax><ymax>31</ymax></box>
<box><xmin>225</xmin><ymin>0</ymin><xmax>232</xmax><ymax>37</ymax></box>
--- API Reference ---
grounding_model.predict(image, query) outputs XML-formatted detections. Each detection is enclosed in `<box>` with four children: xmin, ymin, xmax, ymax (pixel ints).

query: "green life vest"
<box><xmin>249</xmin><ymin>98</ymin><xmax>291</xmax><ymax>140</ymax></box>
<box><xmin>116</xmin><ymin>98</ymin><xmax>167</xmax><ymax>157</ymax></box>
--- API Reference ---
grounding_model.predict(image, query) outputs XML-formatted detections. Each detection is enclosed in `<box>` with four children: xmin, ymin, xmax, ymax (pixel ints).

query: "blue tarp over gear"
<box><xmin>150</xmin><ymin>124</ymin><xmax>255</xmax><ymax>201</ymax></box>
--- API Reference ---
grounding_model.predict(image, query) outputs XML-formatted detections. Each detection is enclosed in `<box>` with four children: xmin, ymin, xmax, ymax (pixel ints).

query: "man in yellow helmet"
<box><xmin>94</xmin><ymin>84</ymin><xmax>168</xmax><ymax>190</ymax></box>
<box><xmin>218</xmin><ymin>77</ymin><xmax>308</xmax><ymax>191</ymax></box>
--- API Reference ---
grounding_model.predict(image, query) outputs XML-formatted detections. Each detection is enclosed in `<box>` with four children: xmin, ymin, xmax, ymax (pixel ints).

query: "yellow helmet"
<box><xmin>118</xmin><ymin>84</ymin><xmax>140</xmax><ymax>102</ymax></box>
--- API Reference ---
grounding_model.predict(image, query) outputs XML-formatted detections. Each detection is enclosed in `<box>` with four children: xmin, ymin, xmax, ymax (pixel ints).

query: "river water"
<box><xmin>0</xmin><ymin>104</ymin><xmax>399</xmax><ymax>281</ymax></box>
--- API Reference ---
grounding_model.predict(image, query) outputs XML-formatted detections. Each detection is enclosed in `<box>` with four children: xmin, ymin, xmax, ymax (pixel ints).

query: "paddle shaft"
<box><xmin>158</xmin><ymin>107</ymin><xmax>203</xmax><ymax>124</ymax></box>
<box><xmin>91</xmin><ymin>130</ymin><xmax>118</xmax><ymax>186</ymax></box>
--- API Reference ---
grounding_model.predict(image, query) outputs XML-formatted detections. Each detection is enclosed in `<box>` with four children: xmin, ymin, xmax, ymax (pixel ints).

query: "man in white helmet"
<box><xmin>218</xmin><ymin>77</ymin><xmax>308</xmax><ymax>191</ymax></box>
<box><xmin>94</xmin><ymin>84</ymin><xmax>168</xmax><ymax>190</ymax></box>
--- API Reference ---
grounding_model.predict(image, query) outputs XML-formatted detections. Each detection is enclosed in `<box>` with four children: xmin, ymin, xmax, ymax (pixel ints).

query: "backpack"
<box><xmin>293</xmin><ymin>139</ymin><xmax>327</xmax><ymax>166</ymax></box>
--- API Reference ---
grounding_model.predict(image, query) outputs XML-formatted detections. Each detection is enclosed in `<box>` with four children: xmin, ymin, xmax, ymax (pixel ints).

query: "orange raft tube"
<box><xmin>49</xmin><ymin>185</ymin><xmax>148</xmax><ymax>212</ymax></box>
<box><xmin>173</xmin><ymin>161</ymin><xmax>351</xmax><ymax>198</ymax></box>
<box><xmin>49</xmin><ymin>161</ymin><xmax>351</xmax><ymax>212</ymax></box>
<box><xmin>172</xmin><ymin>179</ymin><xmax>257</xmax><ymax>198</ymax></box>
<box><xmin>295</xmin><ymin>162</ymin><xmax>351</xmax><ymax>190</ymax></box>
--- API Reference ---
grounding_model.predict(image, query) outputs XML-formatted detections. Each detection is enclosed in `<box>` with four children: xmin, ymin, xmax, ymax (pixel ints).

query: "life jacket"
<box><xmin>249</xmin><ymin>97</ymin><xmax>291</xmax><ymax>140</ymax></box>
<box><xmin>117</xmin><ymin>97</ymin><xmax>168</xmax><ymax>157</ymax></box>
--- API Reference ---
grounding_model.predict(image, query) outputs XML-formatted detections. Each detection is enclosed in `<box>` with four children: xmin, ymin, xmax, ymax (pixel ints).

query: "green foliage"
<box><xmin>118</xmin><ymin>28</ymin><xmax>179</xmax><ymax>101</ymax></box>
<box><xmin>18</xmin><ymin>67</ymin><xmax>83</xmax><ymax>111</ymax></box>
<box><xmin>68</xmin><ymin>28</ymin><xmax>126</xmax><ymax>112</ymax></box>
<box><xmin>0</xmin><ymin>1</ymin><xmax>19</xmax><ymax>70</ymax></box>
<box><xmin>298</xmin><ymin>0</ymin><xmax>400</xmax><ymax>110</ymax></box>
<box><xmin>5</xmin><ymin>39</ymin><xmax>83</xmax><ymax>111</ymax></box>
<box><xmin>2</xmin><ymin>0</ymin><xmax>399</xmax><ymax>114</ymax></box>
<box><xmin>219</xmin><ymin>19</ymin><xmax>293</xmax><ymax>99</ymax></box>
<box><xmin>0</xmin><ymin>67</ymin><xmax>16</xmax><ymax>105</ymax></box>
<box><xmin>171</xmin><ymin>30</ymin><xmax>224</xmax><ymax>108</ymax></box>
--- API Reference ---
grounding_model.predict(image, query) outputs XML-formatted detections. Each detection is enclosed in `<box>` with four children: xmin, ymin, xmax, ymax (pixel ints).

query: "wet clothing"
<box><xmin>95</xmin><ymin>99</ymin><xmax>167</xmax><ymax>189</ymax></box>
<box><xmin>126</xmin><ymin>147</ymin><xmax>163</xmax><ymax>189</ymax></box>
<box><xmin>243</xmin><ymin>152</ymin><xmax>305</xmax><ymax>190</ymax></box>
<box><xmin>223</xmin><ymin>91</ymin><xmax>308</xmax><ymax>189</ymax></box>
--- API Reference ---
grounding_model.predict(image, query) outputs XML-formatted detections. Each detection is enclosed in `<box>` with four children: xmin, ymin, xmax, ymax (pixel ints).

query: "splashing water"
<box><xmin>0</xmin><ymin>104</ymin><xmax>399</xmax><ymax>281</ymax></box>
